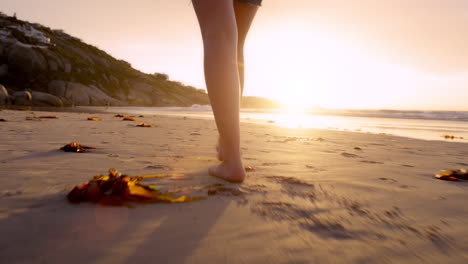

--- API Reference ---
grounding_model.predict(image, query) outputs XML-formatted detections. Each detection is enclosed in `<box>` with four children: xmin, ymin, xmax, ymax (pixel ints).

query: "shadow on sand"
<box><xmin>0</xmin><ymin>169</ymin><xmax>233</xmax><ymax>264</ymax></box>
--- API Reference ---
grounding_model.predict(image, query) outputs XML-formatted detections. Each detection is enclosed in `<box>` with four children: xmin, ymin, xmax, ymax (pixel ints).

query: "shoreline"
<box><xmin>3</xmin><ymin>105</ymin><xmax>468</xmax><ymax>144</ymax></box>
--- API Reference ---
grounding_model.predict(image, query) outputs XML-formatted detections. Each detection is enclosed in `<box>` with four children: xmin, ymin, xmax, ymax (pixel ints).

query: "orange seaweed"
<box><xmin>25</xmin><ymin>117</ymin><xmax>43</xmax><ymax>121</ymax></box>
<box><xmin>67</xmin><ymin>169</ymin><xmax>204</xmax><ymax>205</ymax></box>
<box><xmin>87</xmin><ymin>117</ymin><xmax>102</xmax><ymax>121</ymax></box>
<box><xmin>435</xmin><ymin>169</ymin><xmax>468</xmax><ymax>181</ymax></box>
<box><xmin>61</xmin><ymin>141</ymin><xmax>96</xmax><ymax>152</ymax></box>
<box><xmin>136</xmin><ymin>122</ymin><xmax>154</xmax><ymax>127</ymax></box>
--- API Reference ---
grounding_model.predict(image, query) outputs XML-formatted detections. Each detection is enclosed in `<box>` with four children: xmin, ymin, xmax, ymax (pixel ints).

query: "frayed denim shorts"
<box><xmin>236</xmin><ymin>0</ymin><xmax>262</xmax><ymax>6</ymax></box>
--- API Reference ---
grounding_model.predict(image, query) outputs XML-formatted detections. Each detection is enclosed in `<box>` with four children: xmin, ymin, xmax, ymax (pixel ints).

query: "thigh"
<box><xmin>234</xmin><ymin>0</ymin><xmax>259</xmax><ymax>44</ymax></box>
<box><xmin>192</xmin><ymin>0</ymin><xmax>238</xmax><ymax>41</ymax></box>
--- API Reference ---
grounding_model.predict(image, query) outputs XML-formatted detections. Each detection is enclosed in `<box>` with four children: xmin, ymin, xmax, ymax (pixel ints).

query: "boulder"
<box><xmin>7</xmin><ymin>44</ymin><xmax>48</xmax><ymax>77</ymax></box>
<box><xmin>127</xmin><ymin>82</ymin><xmax>155</xmax><ymax>105</ymax></box>
<box><xmin>64</xmin><ymin>82</ymin><xmax>91</xmax><ymax>105</ymax></box>
<box><xmin>48</xmin><ymin>60</ymin><xmax>58</xmax><ymax>72</ymax></box>
<box><xmin>133</xmin><ymin>82</ymin><xmax>154</xmax><ymax>94</ymax></box>
<box><xmin>88</xmin><ymin>85</ymin><xmax>123</xmax><ymax>106</ymax></box>
<box><xmin>64</xmin><ymin>63</ymin><xmax>72</xmax><ymax>73</ymax></box>
<box><xmin>109</xmin><ymin>75</ymin><xmax>120</xmax><ymax>88</ymax></box>
<box><xmin>41</xmin><ymin>49</ymin><xmax>65</xmax><ymax>72</ymax></box>
<box><xmin>0</xmin><ymin>84</ymin><xmax>9</xmax><ymax>105</ymax></box>
<box><xmin>31</xmin><ymin>91</ymin><xmax>63</xmax><ymax>107</ymax></box>
<box><xmin>0</xmin><ymin>64</ymin><xmax>8</xmax><ymax>78</ymax></box>
<box><xmin>65</xmin><ymin>82</ymin><xmax>122</xmax><ymax>106</ymax></box>
<box><xmin>48</xmin><ymin>80</ymin><xmax>67</xmax><ymax>97</ymax></box>
<box><xmin>12</xmin><ymin>91</ymin><xmax>33</xmax><ymax>106</ymax></box>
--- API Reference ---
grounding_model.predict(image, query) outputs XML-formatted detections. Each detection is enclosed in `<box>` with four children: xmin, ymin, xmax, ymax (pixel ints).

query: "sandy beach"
<box><xmin>1</xmin><ymin>108</ymin><xmax>468</xmax><ymax>264</ymax></box>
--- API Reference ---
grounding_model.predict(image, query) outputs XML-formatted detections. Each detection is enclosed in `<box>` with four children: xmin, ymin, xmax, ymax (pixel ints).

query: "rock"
<box><xmin>41</xmin><ymin>49</ymin><xmax>65</xmax><ymax>72</ymax></box>
<box><xmin>0</xmin><ymin>44</ymin><xmax>3</xmax><ymax>56</ymax></box>
<box><xmin>48</xmin><ymin>80</ymin><xmax>69</xmax><ymax>104</ymax></box>
<box><xmin>64</xmin><ymin>82</ymin><xmax>90</xmax><ymax>105</ymax></box>
<box><xmin>0</xmin><ymin>64</ymin><xmax>8</xmax><ymax>77</ymax></box>
<box><xmin>65</xmin><ymin>82</ymin><xmax>122</xmax><ymax>106</ymax></box>
<box><xmin>127</xmin><ymin>82</ymin><xmax>155</xmax><ymax>105</ymax></box>
<box><xmin>48</xmin><ymin>60</ymin><xmax>58</xmax><ymax>71</ymax></box>
<box><xmin>48</xmin><ymin>80</ymin><xmax>67</xmax><ymax>97</ymax></box>
<box><xmin>0</xmin><ymin>84</ymin><xmax>9</xmax><ymax>105</ymax></box>
<box><xmin>87</xmin><ymin>85</ymin><xmax>123</xmax><ymax>106</ymax></box>
<box><xmin>109</xmin><ymin>75</ymin><xmax>120</xmax><ymax>87</ymax></box>
<box><xmin>12</xmin><ymin>91</ymin><xmax>33</xmax><ymax>106</ymax></box>
<box><xmin>31</xmin><ymin>91</ymin><xmax>63</xmax><ymax>107</ymax></box>
<box><xmin>7</xmin><ymin>44</ymin><xmax>48</xmax><ymax>77</ymax></box>
<box><xmin>64</xmin><ymin>63</ymin><xmax>72</xmax><ymax>73</ymax></box>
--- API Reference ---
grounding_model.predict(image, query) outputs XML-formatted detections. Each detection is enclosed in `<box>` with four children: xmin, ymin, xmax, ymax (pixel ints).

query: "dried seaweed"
<box><xmin>136</xmin><ymin>122</ymin><xmax>154</xmax><ymax>127</ymax></box>
<box><xmin>435</xmin><ymin>169</ymin><xmax>468</xmax><ymax>181</ymax></box>
<box><xmin>245</xmin><ymin>166</ymin><xmax>255</xmax><ymax>171</ymax></box>
<box><xmin>61</xmin><ymin>142</ymin><xmax>96</xmax><ymax>152</ymax></box>
<box><xmin>87</xmin><ymin>117</ymin><xmax>102</xmax><ymax>121</ymax></box>
<box><xmin>67</xmin><ymin>169</ymin><xmax>204</xmax><ymax>205</ymax></box>
<box><xmin>25</xmin><ymin>116</ymin><xmax>43</xmax><ymax>121</ymax></box>
<box><xmin>123</xmin><ymin>117</ymin><xmax>137</xmax><ymax>121</ymax></box>
<box><xmin>39</xmin><ymin>116</ymin><xmax>59</xmax><ymax>119</ymax></box>
<box><xmin>442</xmin><ymin>135</ymin><xmax>464</xmax><ymax>140</ymax></box>
<box><xmin>0</xmin><ymin>118</ymin><xmax>8</xmax><ymax>122</ymax></box>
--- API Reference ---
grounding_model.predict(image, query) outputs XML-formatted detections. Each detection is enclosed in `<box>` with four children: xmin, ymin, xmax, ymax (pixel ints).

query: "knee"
<box><xmin>201</xmin><ymin>24</ymin><xmax>238</xmax><ymax>51</ymax></box>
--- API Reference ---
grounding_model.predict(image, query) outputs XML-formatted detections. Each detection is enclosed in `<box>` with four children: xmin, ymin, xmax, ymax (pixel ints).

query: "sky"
<box><xmin>1</xmin><ymin>0</ymin><xmax>468</xmax><ymax>110</ymax></box>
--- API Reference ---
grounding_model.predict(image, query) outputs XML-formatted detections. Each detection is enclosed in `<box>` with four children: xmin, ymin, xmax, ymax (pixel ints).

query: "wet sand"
<box><xmin>1</xmin><ymin>109</ymin><xmax>468</xmax><ymax>263</ymax></box>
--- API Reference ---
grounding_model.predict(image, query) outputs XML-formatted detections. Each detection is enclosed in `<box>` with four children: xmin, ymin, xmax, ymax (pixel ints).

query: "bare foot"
<box><xmin>209</xmin><ymin>160</ymin><xmax>246</xmax><ymax>183</ymax></box>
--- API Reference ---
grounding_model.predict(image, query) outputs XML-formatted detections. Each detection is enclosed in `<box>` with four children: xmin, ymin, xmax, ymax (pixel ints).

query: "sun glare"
<box><xmin>245</xmin><ymin>20</ymin><xmax>436</xmax><ymax>110</ymax></box>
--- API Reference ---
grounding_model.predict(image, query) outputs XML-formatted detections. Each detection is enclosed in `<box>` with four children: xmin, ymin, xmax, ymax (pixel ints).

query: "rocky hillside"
<box><xmin>0</xmin><ymin>12</ymin><xmax>209</xmax><ymax>107</ymax></box>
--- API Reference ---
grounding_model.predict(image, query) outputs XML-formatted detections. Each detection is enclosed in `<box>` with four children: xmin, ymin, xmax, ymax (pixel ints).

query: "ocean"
<box><xmin>79</xmin><ymin>106</ymin><xmax>468</xmax><ymax>143</ymax></box>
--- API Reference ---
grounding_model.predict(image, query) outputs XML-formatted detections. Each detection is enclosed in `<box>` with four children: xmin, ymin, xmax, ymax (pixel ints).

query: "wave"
<box><xmin>308</xmin><ymin>109</ymin><xmax>468</xmax><ymax>122</ymax></box>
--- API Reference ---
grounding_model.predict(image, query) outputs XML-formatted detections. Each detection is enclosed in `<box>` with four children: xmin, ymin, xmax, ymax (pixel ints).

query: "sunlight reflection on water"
<box><xmin>79</xmin><ymin>106</ymin><xmax>468</xmax><ymax>142</ymax></box>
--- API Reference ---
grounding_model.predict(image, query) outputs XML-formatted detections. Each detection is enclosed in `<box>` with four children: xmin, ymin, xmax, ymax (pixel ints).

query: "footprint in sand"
<box><xmin>379</xmin><ymin>177</ymin><xmax>397</xmax><ymax>183</ymax></box>
<box><xmin>145</xmin><ymin>164</ymin><xmax>172</xmax><ymax>170</ymax></box>
<box><xmin>266</xmin><ymin>176</ymin><xmax>314</xmax><ymax>187</ymax></box>
<box><xmin>379</xmin><ymin>177</ymin><xmax>412</xmax><ymax>189</ymax></box>
<box><xmin>2</xmin><ymin>190</ymin><xmax>23</xmax><ymax>197</ymax></box>
<box><xmin>341</xmin><ymin>152</ymin><xmax>361</xmax><ymax>158</ymax></box>
<box><xmin>305</xmin><ymin>165</ymin><xmax>326</xmax><ymax>173</ymax></box>
<box><xmin>361</xmin><ymin>160</ymin><xmax>384</xmax><ymax>164</ymax></box>
<box><xmin>262</xmin><ymin>162</ymin><xmax>288</xmax><ymax>166</ymax></box>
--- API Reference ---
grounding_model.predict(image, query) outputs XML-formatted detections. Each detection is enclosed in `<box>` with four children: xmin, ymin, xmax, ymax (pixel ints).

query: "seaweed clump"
<box><xmin>67</xmin><ymin>168</ymin><xmax>204</xmax><ymax>206</ymax></box>
<box><xmin>435</xmin><ymin>169</ymin><xmax>468</xmax><ymax>181</ymax></box>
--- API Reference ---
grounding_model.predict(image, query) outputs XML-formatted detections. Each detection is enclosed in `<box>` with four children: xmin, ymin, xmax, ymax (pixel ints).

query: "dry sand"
<box><xmin>1</xmin><ymin>108</ymin><xmax>468</xmax><ymax>264</ymax></box>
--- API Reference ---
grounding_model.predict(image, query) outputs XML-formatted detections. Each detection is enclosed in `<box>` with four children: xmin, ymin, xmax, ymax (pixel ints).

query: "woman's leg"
<box><xmin>192</xmin><ymin>0</ymin><xmax>246</xmax><ymax>182</ymax></box>
<box><xmin>217</xmin><ymin>1</ymin><xmax>259</xmax><ymax>161</ymax></box>
<box><xmin>234</xmin><ymin>1</ymin><xmax>259</xmax><ymax>95</ymax></box>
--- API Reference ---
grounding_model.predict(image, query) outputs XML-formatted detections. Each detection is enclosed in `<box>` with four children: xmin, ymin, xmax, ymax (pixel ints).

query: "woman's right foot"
<box><xmin>209</xmin><ymin>160</ymin><xmax>246</xmax><ymax>183</ymax></box>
